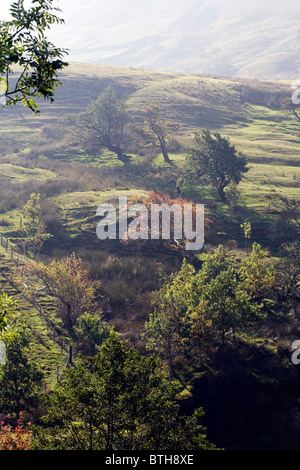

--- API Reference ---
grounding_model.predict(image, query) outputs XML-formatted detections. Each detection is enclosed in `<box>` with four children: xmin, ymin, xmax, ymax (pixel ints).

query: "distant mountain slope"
<box><xmin>40</xmin><ymin>0</ymin><xmax>300</xmax><ymax>80</ymax></box>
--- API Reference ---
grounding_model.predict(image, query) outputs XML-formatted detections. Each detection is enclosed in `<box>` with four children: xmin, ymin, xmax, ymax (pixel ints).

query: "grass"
<box><xmin>240</xmin><ymin>163</ymin><xmax>300</xmax><ymax>205</ymax></box>
<box><xmin>0</xmin><ymin>63</ymin><xmax>298</xmax><ymax>452</ymax></box>
<box><xmin>0</xmin><ymin>243</ymin><xmax>67</xmax><ymax>387</ymax></box>
<box><xmin>0</xmin><ymin>163</ymin><xmax>57</xmax><ymax>181</ymax></box>
<box><xmin>0</xmin><ymin>61</ymin><xmax>298</xmax><ymax>382</ymax></box>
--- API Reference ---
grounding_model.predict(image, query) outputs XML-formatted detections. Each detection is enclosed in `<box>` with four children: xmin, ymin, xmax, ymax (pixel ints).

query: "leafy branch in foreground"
<box><xmin>0</xmin><ymin>0</ymin><xmax>68</xmax><ymax>113</ymax></box>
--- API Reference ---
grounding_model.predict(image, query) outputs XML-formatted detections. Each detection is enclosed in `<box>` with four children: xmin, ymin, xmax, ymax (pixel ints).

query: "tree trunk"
<box><xmin>162</xmin><ymin>146</ymin><xmax>172</xmax><ymax>164</ymax></box>
<box><xmin>218</xmin><ymin>185</ymin><xmax>227</xmax><ymax>202</ymax></box>
<box><xmin>64</xmin><ymin>303</ymin><xmax>73</xmax><ymax>332</ymax></box>
<box><xmin>108</xmin><ymin>144</ymin><xmax>128</xmax><ymax>162</ymax></box>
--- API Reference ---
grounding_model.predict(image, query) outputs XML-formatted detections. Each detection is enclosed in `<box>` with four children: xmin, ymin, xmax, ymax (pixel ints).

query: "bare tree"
<box><xmin>132</xmin><ymin>102</ymin><xmax>179</xmax><ymax>164</ymax></box>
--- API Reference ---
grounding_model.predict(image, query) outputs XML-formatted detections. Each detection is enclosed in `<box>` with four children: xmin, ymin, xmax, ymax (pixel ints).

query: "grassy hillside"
<box><xmin>0</xmin><ymin>63</ymin><xmax>299</xmax><ymax>449</ymax></box>
<box><xmin>1</xmin><ymin>63</ymin><xmax>298</xmax><ymax>247</ymax></box>
<box><xmin>0</xmin><ymin>62</ymin><xmax>298</xmax><ymax>317</ymax></box>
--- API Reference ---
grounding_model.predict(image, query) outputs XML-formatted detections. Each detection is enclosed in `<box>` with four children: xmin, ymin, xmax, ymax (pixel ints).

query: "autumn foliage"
<box><xmin>124</xmin><ymin>190</ymin><xmax>212</xmax><ymax>247</ymax></box>
<box><xmin>0</xmin><ymin>413</ymin><xmax>31</xmax><ymax>450</ymax></box>
<box><xmin>22</xmin><ymin>254</ymin><xmax>97</xmax><ymax>332</ymax></box>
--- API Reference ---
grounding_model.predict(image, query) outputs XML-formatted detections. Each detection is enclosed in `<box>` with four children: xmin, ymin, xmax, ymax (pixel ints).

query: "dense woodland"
<box><xmin>0</xmin><ymin>0</ymin><xmax>299</xmax><ymax>452</ymax></box>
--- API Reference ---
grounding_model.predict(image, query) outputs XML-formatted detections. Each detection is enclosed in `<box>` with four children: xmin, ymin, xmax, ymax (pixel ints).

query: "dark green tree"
<box><xmin>144</xmin><ymin>247</ymin><xmax>263</xmax><ymax>371</ymax></box>
<box><xmin>186</xmin><ymin>129</ymin><xmax>249</xmax><ymax>202</ymax></box>
<box><xmin>0</xmin><ymin>0</ymin><xmax>68</xmax><ymax>113</ymax></box>
<box><xmin>0</xmin><ymin>328</ymin><xmax>44</xmax><ymax>419</ymax></box>
<box><xmin>32</xmin><ymin>331</ymin><xmax>216</xmax><ymax>450</ymax></box>
<box><xmin>194</xmin><ymin>246</ymin><xmax>261</xmax><ymax>346</ymax></box>
<box><xmin>238</xmin><ymin>242</ymin><xmax>276</xmax><ymax>300</ymax></box>
<box><xmin>73</xmin><ymin>314</ymin><xmax>111</xmax><ymax>356</ymax></box>
<box><xmin>144</xmin><ymin>261</ymin><xmax>193</xmax><ymax>381</ymax></box>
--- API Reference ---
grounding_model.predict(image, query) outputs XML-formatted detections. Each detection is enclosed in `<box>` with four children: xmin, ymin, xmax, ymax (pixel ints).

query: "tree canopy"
<box><xmin>144</xmin><ymin>245</ymin><xmax>267</xmax><ymax>374</ymax></box>
<box><xmin>0</xmin><ymin>328</ymin><xmax>43</xmax><ymax>419</ymax></box>
<box><xmin>186</xmin><ymin>129</ymin><xmax>249</xmax><ymax>202</ymax></box>
<box><xmin>22</xmin><ymin>254</ymin><xmax>98</xmax><ymax>332</ymax></box>
<box><xmin>32</xmin><ymin>330</ymin><xmax>216</xmax><ymax>450</ymax></box>
<box><xmin>74</xmin><ymin>85</ymin><xmax>130</xmax><ymax>162</ymax></box>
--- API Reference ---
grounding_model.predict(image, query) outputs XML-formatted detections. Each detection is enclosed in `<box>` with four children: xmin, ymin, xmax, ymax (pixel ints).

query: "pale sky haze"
<box><xmin>1</xmin><ymin>0</ymin><xmax>300</xmax><ymax>79</ymax></box>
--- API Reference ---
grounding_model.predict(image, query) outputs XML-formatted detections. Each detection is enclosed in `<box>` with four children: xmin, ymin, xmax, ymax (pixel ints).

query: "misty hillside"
<box><xmin>44</xmin><ymin>0</ymin><xmax>300</xmax><ymax>80</ymax></box>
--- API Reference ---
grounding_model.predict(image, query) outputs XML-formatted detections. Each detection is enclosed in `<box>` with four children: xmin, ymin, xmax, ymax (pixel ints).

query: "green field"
<box><xmin>0</xmin><ymin>64</ymin><xmax>300</xmax><ymax>414</ymax></box>
<box><xmin>0</xmin><ymin>63</ymin><xmax>299</xmax><ymax>450</ymax></box>
<box><xmin>1</xmin><ymin>63</ymin><xmax>299</xmax><ymax>192</ymax></box>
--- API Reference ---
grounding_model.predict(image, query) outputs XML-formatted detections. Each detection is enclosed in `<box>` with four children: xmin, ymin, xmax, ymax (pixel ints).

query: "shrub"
<box><xmin>0</xmin><ymin>413</ymin><xmax>31</xmax><ymax>450</ymax></box>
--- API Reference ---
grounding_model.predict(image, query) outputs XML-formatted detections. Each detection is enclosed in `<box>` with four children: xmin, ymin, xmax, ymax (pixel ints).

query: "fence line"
<box><xmin>0</xmin><ymin>232</ymin><xmax>32</xmax><ymax>268</ymax></box>
<box><xmin>0</xmin><ymin>232</ymin><xmax>74</xmax><ymax>383</ymax></box>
